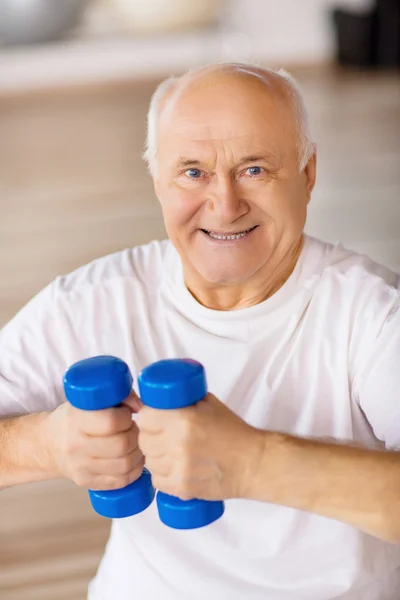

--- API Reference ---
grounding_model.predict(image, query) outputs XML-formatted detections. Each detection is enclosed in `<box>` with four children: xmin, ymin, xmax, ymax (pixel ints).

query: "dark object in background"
<box><xmin>332</xmin><ymin>0</ymin><xmax>400</xmax><ymax>68</ymax></box>
<box><xmin>332</xmin><ymin>8</ymin><xmax>376</xmax><ymax>67</ymax></box>
<box><xmin>376</xmin><ymin>0</ymin><xmax>400</xmax><ymax>66</ymax></box>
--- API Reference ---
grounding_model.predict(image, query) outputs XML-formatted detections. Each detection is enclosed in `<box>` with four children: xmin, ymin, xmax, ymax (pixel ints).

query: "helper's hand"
<box><xmin>43</xmin><ymin>392</ymin><xmax>145</xmax><ymax>490</ymax></box>
<box><xmin>137</xmin><ymin>394</ymin><xmax>264</xmax><ymax>501</ymax></box>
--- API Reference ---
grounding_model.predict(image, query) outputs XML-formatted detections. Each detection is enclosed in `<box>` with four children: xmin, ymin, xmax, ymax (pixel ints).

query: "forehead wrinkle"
<box><xmin>171</xmin><ymin>132</ymin><xmax>282</xmax><ymax>158</ymax></box>
<box><xmin>169</xmin><ymin>119</ymin><xmax>280</xmax><ymax>144</ymax></box>
<box><xmin>167</xmin><ymin>105</ymin><xmax>283</xmax><ymax>141</ymax></box>
<box><xmin>161</xmin><ymin>88</ymin><xmax>281</xmax><ymax>137</ymax></box>
<box><xmin>174</xmin><ymin>132</ymin><xmax>259</xmax><ymax>143</ymax></box>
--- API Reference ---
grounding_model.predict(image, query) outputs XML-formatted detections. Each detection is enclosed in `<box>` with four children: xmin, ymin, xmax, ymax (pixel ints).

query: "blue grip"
<box><xmin>63</xmin><ymin>356</ymin><xmax>155</xmax><ymax>518</ymax></box>
<box><xmin>138</xmin><ymin>359</ymin><xmax>225</xmax><ymax>529</ymax></box>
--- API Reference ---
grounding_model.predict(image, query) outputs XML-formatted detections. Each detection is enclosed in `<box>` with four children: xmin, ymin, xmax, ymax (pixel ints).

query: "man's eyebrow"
<box><xmin>175</xmin><ymin>154</ymin><xmax>277</xmax><ymax>168</ymax></box>
<box><xmin>238</xmin><ymin>154</ymin><xmax>277</xmax><ymax>164</ymax></box>
<box><xmin>175</xmin><ymin>158</ymin><xmax>202</xmax><ymax>168</ymax></box>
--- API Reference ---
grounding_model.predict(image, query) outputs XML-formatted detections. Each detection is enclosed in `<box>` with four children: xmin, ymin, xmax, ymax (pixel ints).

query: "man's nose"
<box><xmin>206</xmin><ymin>177</ymin><xmax>248</xmax><ymax>223</ymax></box>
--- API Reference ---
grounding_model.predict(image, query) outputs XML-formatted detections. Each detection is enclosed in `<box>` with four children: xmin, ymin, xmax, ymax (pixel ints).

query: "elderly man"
<box><xmin>1</xmin><ymin>63</ymin><xmax>399</xmax><ymax>600</ymax></box>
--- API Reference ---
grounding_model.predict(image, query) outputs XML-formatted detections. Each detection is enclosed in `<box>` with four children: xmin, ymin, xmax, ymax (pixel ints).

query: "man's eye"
<box><xmin>185</xmin><ymin>168</ymin><xmax>203</xmax><ymax>178</ymax></box>
<box><xmin>246</xmin><ymin>166</ymin><xmax>264</xmax><ymax>176</ymax></box>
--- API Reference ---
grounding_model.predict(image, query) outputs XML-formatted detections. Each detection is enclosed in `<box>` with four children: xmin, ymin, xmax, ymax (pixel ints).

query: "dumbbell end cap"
<box><xmin>89</xmin><ymin>468</ymin><xmax>155</xmax><ymax>518</ymax></box>
<box><xmin>157</xmin><ymin>491</ymin><xmax>224</xmax><ymax>529</ymax></box>
<box><xmin>63</xmin><ymin>356</ymin><xmax>133</xmax><ymax>410</ymax></box>
<box><xmin>138</xmin><ymin>359</ymin><xmax>206</xmax><ymax>409</ymax></box>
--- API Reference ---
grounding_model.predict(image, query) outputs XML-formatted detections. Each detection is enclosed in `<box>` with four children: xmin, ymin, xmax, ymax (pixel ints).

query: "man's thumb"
<box><xmin>123</xmin><ymin>392</ymin><xmax>144</xmax><ymax>413</ymax></box>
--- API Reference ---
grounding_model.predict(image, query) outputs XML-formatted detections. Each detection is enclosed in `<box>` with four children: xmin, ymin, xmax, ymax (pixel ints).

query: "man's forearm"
<box><xmin>0</xmin><ymin>413</ymin><xmax>58</xmax><ymax>489</ymax></box>
<box><xmin>249</xmin><ymin>432</ymin><xmax>400</xmax><ymax>542</ymax></box>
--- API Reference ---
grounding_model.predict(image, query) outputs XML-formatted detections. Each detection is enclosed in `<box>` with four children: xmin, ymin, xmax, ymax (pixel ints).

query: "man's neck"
<box><xmin>185</xmin><ymin>236</ymin><xmax>304</xmax><ymax>311</ymax></box>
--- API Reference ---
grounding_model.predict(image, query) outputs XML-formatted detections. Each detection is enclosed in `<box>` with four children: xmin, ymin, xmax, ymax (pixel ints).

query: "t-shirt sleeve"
<box><xmin>0</xmin><ymin>281</ymin><xmax>69</xmax><ymax>417</ymax></box>
<box><xmin>354</xmin><ymin>281</ymin><xmax>400</xmax><ymax>448</ymax></box>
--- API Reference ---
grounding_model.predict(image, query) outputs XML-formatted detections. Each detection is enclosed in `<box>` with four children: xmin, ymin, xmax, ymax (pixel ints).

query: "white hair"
<box><xmin>142</xmin><ymin>65</ymin><xmax>315</xmax><ymax>176</ymax></box>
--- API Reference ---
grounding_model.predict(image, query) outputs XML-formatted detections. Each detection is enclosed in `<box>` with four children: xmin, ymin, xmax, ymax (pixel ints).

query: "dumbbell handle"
<box><xmin>138</xmin><ymin>358</ymin><xmax>225</xmax><ymax>529</ymax></box>
<box><xmin>63</xmin><ymin>356</ymin><xmax>155</xmax><ymax>519</ymax></box>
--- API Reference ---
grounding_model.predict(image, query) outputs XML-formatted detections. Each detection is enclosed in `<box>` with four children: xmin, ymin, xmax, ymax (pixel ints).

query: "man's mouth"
<box><xmin>200</xmin><ymin>226</ymin><xmax>258</xmax><ymax>241</ymax></box>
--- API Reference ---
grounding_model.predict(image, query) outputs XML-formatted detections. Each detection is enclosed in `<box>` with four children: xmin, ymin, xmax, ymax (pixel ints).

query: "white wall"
<box><xmin>221</xmin><ymin>0</ymin><xmax>375</xmax><ymax>64</ymax></box>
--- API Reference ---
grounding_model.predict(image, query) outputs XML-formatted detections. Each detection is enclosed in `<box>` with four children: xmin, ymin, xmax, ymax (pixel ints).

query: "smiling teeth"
<box><xmin>207</xmin><ymin>228</ymin><xmax>252</xmax><ymax>240</ymax></box>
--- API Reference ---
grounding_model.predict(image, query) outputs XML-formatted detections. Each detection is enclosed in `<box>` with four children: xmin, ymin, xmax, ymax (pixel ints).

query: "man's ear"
<box><xmin>304</xmin><ymin>147</ymin><xmax>317</xmax><ymax>203</ymax></box>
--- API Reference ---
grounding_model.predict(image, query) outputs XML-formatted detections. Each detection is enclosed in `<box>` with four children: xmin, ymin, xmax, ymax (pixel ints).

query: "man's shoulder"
<box><xmin>56</xmin><ymin>238</ymin><xmax>172</xmax><ymax>296</ymax></box>
<box><xmin>307</xmin><ymin>235</ymin><xmax>399</xmax><ymax>292</ymax></box>
<box><xmin>307</xmin><ymin>236</ymin><xmax>399</xmax><ymax>326</ymax></box>
<box><xmin>1</xmin><ymin>239</ymin><xmax>173</xmax><ymax>339</ymax></box>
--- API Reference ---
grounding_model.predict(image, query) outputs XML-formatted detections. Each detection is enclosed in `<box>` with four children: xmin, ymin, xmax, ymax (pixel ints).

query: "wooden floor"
<box><xmin>0</xmin><ymin>67</ymin><xmax>399</xmax><ymax>600</ymax></box>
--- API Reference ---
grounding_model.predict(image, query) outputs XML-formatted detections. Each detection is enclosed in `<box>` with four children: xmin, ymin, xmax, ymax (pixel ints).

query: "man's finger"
<box><xmin>123</xmin><ymin>391</ymin><xmax>144</xmax><ymax>413</ymax></box>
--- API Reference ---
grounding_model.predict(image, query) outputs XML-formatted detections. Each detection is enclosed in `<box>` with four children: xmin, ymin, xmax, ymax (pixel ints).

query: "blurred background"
<box><xmin>0</xmin><ymin>0</ymin><xmax>399</xmax><ymax>598</ymax></box>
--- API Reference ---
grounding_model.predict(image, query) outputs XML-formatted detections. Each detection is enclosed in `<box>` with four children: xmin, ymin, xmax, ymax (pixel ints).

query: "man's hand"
<box><xmin>43</xmin><ymin>393</ymin><xmax>145</xmax><ymax>491</ymax></box>
<box><xmin>137</xmin><ymin>393</ymin><xmax>400</xmax><ymax>543</ymax></box>
<box><xmin>137</xmin><ymin>393</ymin><xmax>264</xmax><ymax>501</ymax></box>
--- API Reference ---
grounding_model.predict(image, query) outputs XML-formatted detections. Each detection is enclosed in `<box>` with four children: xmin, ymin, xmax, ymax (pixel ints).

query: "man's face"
<box><xmin>154</xmin><ymin>72</ymin><xmax>315</xmax><ymax>288</ymax></box>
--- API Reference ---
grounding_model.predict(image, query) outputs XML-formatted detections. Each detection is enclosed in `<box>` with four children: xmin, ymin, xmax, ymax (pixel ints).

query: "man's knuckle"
<box><xmin>119</xmin><ymin>473</ymin><xmax>133</xmax><ymax>488</ymax></box>
<box><xmin>72</xmin><ymin>455</ymin><xmax>90</xmax><ymax>473</ymax></box>
<box><xmin>74</xmin><ymin>472</ymin><xmax>91</xmax><ymax>487</ymax></box>
<box><xmin>120</xmin><ymin>455</ymin><xmax>133</xmax><ymax>474</ymax></box>
<box><xmin>115</xmin><ymin>435</ymin><xmax>129</xmax><ymax>455</ymax></box>
<box><xmin>97</xmin><ymin>476</ymin><xmax>120</xmax><ymax>490</ymax></box>
<box><xmin>126</xmin><ymin>429</ymin><xmax>138</xmax><ymax>450</ymax></box>
<box><xmin>105</xmin><ymin>412</ymin><xmax>119</xmax><ymax>434</ymax></box>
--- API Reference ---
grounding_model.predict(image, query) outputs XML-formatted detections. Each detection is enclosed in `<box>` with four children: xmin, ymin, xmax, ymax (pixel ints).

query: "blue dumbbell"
<box><xmin>63</xmin><ymin>356</ymin><xmax>155</xmax><ymax>519</ymax></box>
<box><xmin>138</xmin><ymin>358</ymin><xmax>225</xmax><ymax>529</ymax></box>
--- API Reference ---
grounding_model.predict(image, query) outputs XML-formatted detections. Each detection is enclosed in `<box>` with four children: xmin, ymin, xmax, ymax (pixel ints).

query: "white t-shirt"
<box><xmin>1</xmin><ymin>234</ymin><xmax>400</xmax><ymax>600</ymax></box>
